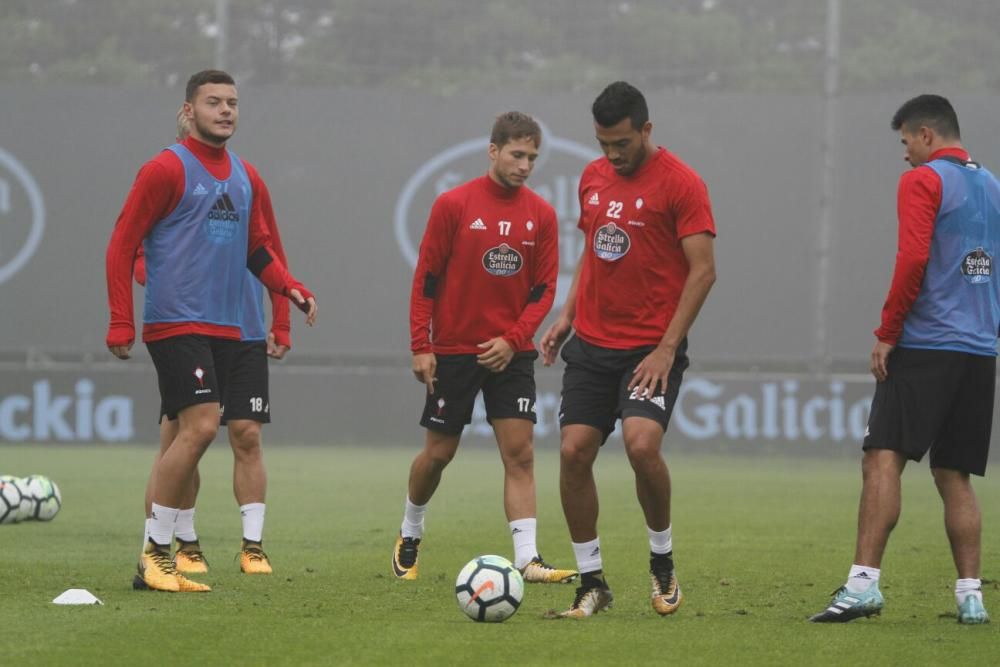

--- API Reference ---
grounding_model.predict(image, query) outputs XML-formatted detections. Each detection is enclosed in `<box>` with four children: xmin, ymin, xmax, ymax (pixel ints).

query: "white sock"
<box><xmin>572</xmin><ymin>537</ymin><xmax>603</xmax><ymax>574</ymax></box>
<box><xmin>401</xmin><ymin>497</ymin><xmax>427</xmax><ymax>540</ymax></box>
<box><xmin>141</xmin><ymin>518</ymin><xmax>151</xmax><ymax>555</ymax></box>
<box><xmin>956</xmin><ymin>578</ymin><xmax>983</xmax><ymax>606</ymax></box>
<box><xmin>240</xmin><ymin>503</ymin><xmax>266</xmax><ymax>543</ymax></box>
<box><xmin>509</xmin><ymin>518</ymin><xmax>537</xmax><ymax>569</ymax></box>
<box><xmin>845</xmin><ymin>564</ymin><xmax>880</xmax><ymax>593</ymax></box>
<box><xmin>148</xmin><ymin>503</ymin><xmax>179</xmax><ymax>550</ymax></box>
<box><xmin>175</xmin><ymin>508</ymin><xmax>198</xmax><ymax>542</ymax></box>
<box><xmin>648</xmin><ymin>524</ymin><xmax>672</xmax><ymax>555</ymax></box>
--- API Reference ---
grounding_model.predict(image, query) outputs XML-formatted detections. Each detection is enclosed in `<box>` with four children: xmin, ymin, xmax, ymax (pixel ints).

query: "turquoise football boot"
<box><xmin>810</xmin><ymin>583</ymin><xmax>884</xmax><ymax>622</ymax></box>
<box><xmin>957</xmin><ymin>594</ymin><xmax>990</xmax><ymax>625</ymax></box>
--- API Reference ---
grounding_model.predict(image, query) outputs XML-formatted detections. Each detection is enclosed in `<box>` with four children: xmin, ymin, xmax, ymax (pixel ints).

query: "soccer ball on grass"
<box><xmin>1</xmin><ymin>475</ymin><xmax>34</xmax><ymax>521</ymax></box>
<box><xmin>455</xmin><ymin>555</ymin><xmax>524</xmax><ymax>622</ymax></box>
<box><xmin>22</xmin><ymin>475</ymin><xmax>62</xmax><ymax>521</ymax></box>
<box><xmin>0</xmin><ymin>478</ymin><xmax>24</xmax><ymax>524</ymax></box>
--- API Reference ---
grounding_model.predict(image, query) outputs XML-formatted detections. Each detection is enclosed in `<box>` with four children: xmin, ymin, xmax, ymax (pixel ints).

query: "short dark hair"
<box><xmin>185</xmin><ymin>69</ymin><xmax>236</xmax><ymax>102</ymax></box>
<box><xmin>490</xmin><ymin>111</ymin><xmax>542</xmax><ymax>149</ymax></box>
<box><xmin>891</xmin><ymin>94</ymin><xmax>960</xmax><ymax>139</ymax></box>
<box><xmin>592</xmin><ymin>81</ymin><xmax>649</xmax><ymax>130</ymax></box>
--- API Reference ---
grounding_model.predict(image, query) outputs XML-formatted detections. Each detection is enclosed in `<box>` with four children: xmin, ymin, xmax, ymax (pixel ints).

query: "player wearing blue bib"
<box><xmin>812</xmin><ymin>95</ymin><xmax>997</xmax><ymax>625</ymax></box>
<box><xmin>134</xmin><ymin>112</ymin><xmax>293</xmax><ymax>581</ymax></box>
<box><xmin>106</xmin><ymin>70</ymin><xmax>317</xmax><ymax>592</ymax></box>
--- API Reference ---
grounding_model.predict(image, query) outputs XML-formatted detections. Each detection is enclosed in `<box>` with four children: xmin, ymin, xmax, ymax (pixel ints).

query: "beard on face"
<box><xmin>495</xmin><ymin>167</ymin><xmax>525</xmax><ymax>189</ymax></box>
<box><xmin>191</xmin><ymin>114</ymin><xmax>234</xmax><ymax>144</ymax></box>
<box><xmin>618</xmin><ymin>144</ymin><xmax>647</xmax><ymax>175</ymax></box>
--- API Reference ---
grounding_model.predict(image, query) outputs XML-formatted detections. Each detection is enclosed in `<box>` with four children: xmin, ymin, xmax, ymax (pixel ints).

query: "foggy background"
<box><xmin>1</xmin><ymin>0</ymin><xmax>999</xmax><ymax>446</ymax></box>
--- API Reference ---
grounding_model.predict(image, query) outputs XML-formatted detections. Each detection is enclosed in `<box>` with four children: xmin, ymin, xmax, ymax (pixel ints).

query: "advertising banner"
<box><xmin>0</xmin><ymin>365</ymin><xmax>891</xmax><ymax>452</ymax></box>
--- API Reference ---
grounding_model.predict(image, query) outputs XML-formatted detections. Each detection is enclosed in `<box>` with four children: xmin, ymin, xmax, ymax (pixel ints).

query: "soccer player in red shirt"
<box><xmin>105</xmin><ymin>70</ymin><xmax>317</xmax><ymax>592</ymax></box>
<box><xmin>811</xmin><ymin>95</ymin><xmax>997</xmax><ymax>625</ymax></box>
<box><xmin>132</xmin><ymin>109</ymin><xmax>291</xmax><ymax>581</ymax></box>
<box><xmin>540</xmin><ymin>82</ymin><xmax>717</xmax><ymax>618</ymax></box>
<box><xmin>391</xmin><ymin>112</ymin><xmax>576</xmax><ymax>585</ymax></box>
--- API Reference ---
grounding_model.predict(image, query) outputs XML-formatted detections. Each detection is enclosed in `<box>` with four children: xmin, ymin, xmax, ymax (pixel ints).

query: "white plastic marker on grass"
<box><xmin>52</xmin><ymin>589</ymin><xmax>102</xmax><ymax>605</ymax></box>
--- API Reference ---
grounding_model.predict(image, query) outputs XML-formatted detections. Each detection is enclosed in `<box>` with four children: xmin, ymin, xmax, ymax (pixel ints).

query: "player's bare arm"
<box><xmin>412</xmin><ymin>352</ymin><xmax>437</xmax><ymax>394</ymax></box>
<box><xmin>108</xmin><ymin>343</ymin><xmax>134</xmax><ymax>360</ymax></box>
<box><xmin>266</xmin><ymin>332</ymin><xmax>289</xmax><ymax>360</ymax></box>
<box><xmin>541</xmin><ymin>259</ymin><xmax>583</xmax><ymax>365</ymax></box>
<box><xmin>245</xmin><ymin>184</ymin><xmax>316</xmax><ymax>327</ymax></box>
<box><xmin>497</xmin><ymin>207</ymin><xmax>558</xmax><ymax>359</ymax></box>
<box><xmin>267</xmin><ymin>331</ymin><xmax>291</xmax><ymax>359</ymax></box>
<box><xmin>476</xmin><ymin>337</ymin><xmax>514</xmax><ymax>372</ymax></box>
<box><xmin>250</xmin><ymin>252</ymin><xmax>316</xmax><ymax>325</ymax></box>
<box><xmin>629</xmin><ymin>232</ymin><xmax>716</xmax><ymax>397</ymax></box>
<box><xmin>870</xmin><ymin>340</ymin><xmax>894</xmax><ymax>382</ymax></box>
<box><xmin>540</xmin><ymin>318</ymin><xmax>572</xmax><ymax>367</ymax></box>
<box><xmin>288</xmin><ymin>288</ymin><xmax>317</xmax><ymax>326</ymax></box>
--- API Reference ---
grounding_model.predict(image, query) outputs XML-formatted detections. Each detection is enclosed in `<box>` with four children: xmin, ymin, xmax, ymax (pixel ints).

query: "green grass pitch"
<box><xmin>1</xmin><ymin>442</ymin><xmax>997</xmax><ymax>665</ymax></box>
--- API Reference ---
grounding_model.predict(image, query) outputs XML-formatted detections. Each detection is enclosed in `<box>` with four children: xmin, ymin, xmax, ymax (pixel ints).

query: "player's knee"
<box><xmin>228</xmin><ymin>420</ymin><xmax>262</xmax><ymax>453</ymax></box>
<box><xmin>427</xmin><ymin>448</ymin><xmax>455</xmax><ymax>470</ymax></box>
<box><xmin>423</xmin><ymin>431</ymin><xmax>460</xmax><ymax>469</ymax></box>
<box><xmin>560</xmin><ymin>439</ymin><xmax>596</xmax><ymax>470</ymax></box>
<box><xmin>624</xmin><ymin>435</ymin><xmax>661</xmax><ymax>467</ymax></box>
<box><xmin>182</xmin><ymin>417</ymin><xmax>219</xmax><ymax>448</ymax></box>
<box><xmin>501</xmin><ymin>443</ymin><xmax>534</xmax><ymax>473</ymax></box>
<box><xmin>931</xmin><ymin>467</ymin><xmax>970</xmax><ymax>492</ymax></box>
<box><xmin>861</xmin><ymin>449</ymin><xmax>904</xmax><ymax>481</ymax></box>
<box><xmin>423</xmin><ymin>440</ymin><xmax>457</xmax><ymax>469</ymax></box>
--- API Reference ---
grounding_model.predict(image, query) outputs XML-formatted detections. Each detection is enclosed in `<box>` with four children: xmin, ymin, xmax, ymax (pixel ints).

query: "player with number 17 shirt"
<box><xmin>392</xmin><ymin>111</ymin><xmax>577</xmax><ymax>586</ymax></box>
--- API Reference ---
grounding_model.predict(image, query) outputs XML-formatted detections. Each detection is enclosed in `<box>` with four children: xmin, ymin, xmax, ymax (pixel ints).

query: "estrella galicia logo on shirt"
<box><xmin>205</xmin><ymin>193</ymin><xmax>240</xmax><ymax>243</ymax></box>
<box><xmin>961</xmin><ymin>247</ymin><xmax>992</xmax><ymax>284</ymax></box>
<box><xmin>482</xmin><ymin>243</ymin><xmax>523</xmax><ymax>276</ymax></box>
<box><xmin>593</xmin><ymin>222</ymin><xmax>630</xmax><ymax>261</ymax></box>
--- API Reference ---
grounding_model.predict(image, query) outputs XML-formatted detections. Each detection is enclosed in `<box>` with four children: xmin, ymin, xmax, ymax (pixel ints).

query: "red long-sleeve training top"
<box><xmin>106</xmin><ymin>136</ymin><xmax>307</xmax><ymax>347</ymax></box>
<box><xmin>410</xmin><ymin>175</ymin><xmax>558</xmax><ymax>354</ymax></box>
<box><xmin>132</xmin><ymin>176</ymin><xmax>292</xmax><ymax>348</ymax></box>
<box><xmin>875</xmin><ymin>147</ymin><xmax>969</xmax><ymax>344</ymax></box>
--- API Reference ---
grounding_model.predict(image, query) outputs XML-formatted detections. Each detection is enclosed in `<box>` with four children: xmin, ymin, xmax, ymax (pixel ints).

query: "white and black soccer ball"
<box><xmin>455</xmin><ymin>555</ymin><xmax>524</xmax><ymax>622</ymax></box>
<box><xmin>23</xmin><ymin>475</ymin><xmax>62</xmax><ymax>521</ymax></box>
<box><xmin>1</xmin><ymin>475</ymin><xmax>33</xmax><ymax>521</ymax></box>
<box><xmin>0</xmin><ymin>477</ymin><xmax>24</xmax><ymax>524</ymax></box>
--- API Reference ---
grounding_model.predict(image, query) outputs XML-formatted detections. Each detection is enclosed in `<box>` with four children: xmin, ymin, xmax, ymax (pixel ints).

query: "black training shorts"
<box><xmin>148</xmin><ymin>336</ymin><xmax>270</xmax><ymax>424</ymax></box>
<box><xmin>148</xmin><ymin>334</ymin><xmax>224</xmax><ymax>421</ymax></box>
<box><xmin>558</xmin><ymin>335</ymin><xmax>689</xmax><ymax>442</ymax></box>
<box><xmin>419</xmin><ymin>351</ymin><xmax>538</xmax><ymax>435</ymax></box>
<box><xmin>217</xmin><ymin>340</ymin><xmax>270</xmax><ymax>425</ymax></box>
<box><xmin>863</xmin><ymin>347</ymin><xmax>994</xmax><ymax>476</ymax></box>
